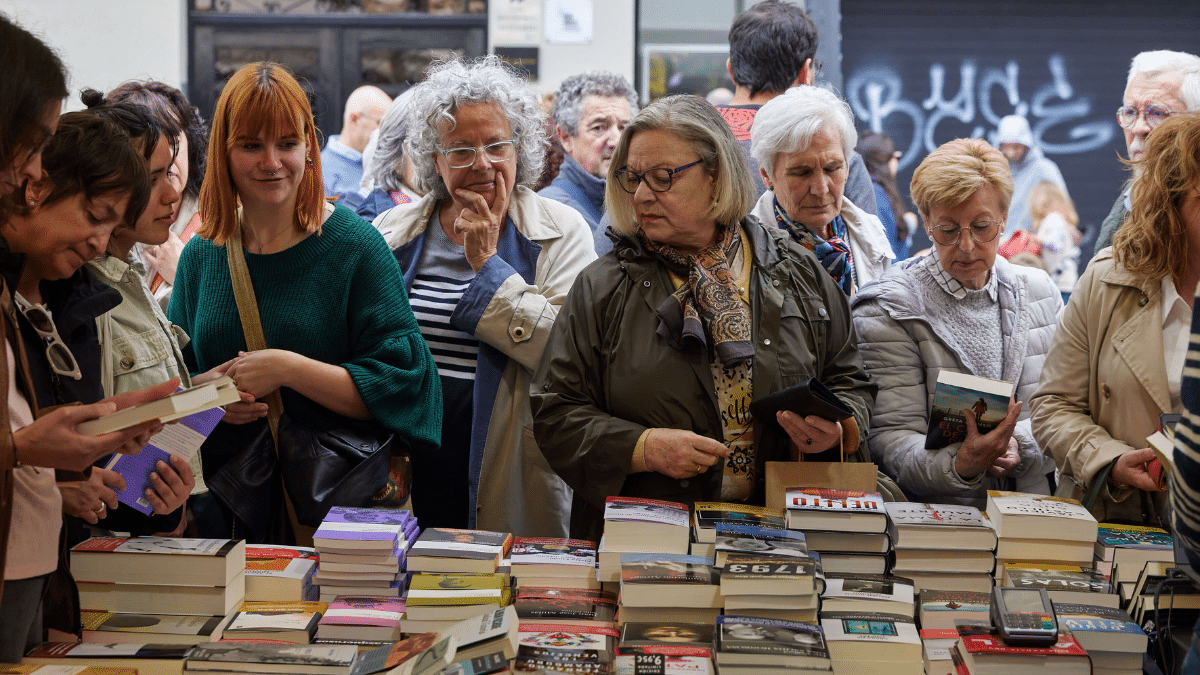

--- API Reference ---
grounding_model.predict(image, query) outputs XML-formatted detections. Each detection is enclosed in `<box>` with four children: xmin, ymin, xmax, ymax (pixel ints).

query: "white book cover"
<box><xmin>784</xmin><ymin>489</ymin><xmax>886</xmax><ymax>515</ymax></box>
<box><xmin>985</xmin><ymin>491</ymin><xmax>1098</xmax><ymax>540</ymax></box>
<box><xmin>821</xmin><ymin>574</ymin><xmax>914</xmax><ymax>605</ymax></box>
<box><xmin>884</xmin><ymin>502</ymin><xmax>988</xmax><ymax>528</ymax></box>
<box><xmin>819</xmin><ymin>611</ymin><xmax>920</xmax><ymax>645</ymax></box>
<box><xmin>603</xmin><ymin>496</ymin><xmax>689</xmax><ymax>527</ymax></box>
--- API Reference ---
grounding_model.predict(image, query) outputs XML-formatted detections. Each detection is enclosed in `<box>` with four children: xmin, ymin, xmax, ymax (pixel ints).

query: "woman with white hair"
<box><xmin>341</xmin><ymin>90</ymin><xmax>422</xmax><ymax>223</ymax></box>
<box><xmin>373</xmin><ymin>56</ymin><xmax>595</xmax><ymax>537</ymax></box>
<box><xmin>531</xmin><ymin>95</ymin><xmax>874</xmax><ymax>541</ymax></box>
<box><xmin>750</xmin><ymin>85</ymin><xmax>893</xmax><ymax>295</ymax></box>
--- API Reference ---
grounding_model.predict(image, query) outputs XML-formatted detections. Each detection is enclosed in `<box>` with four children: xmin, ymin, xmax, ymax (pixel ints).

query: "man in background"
<box><xmin>540</xmin><ymin>72</ymin><xmax>637</xmax><ymax>236</ymax></box>
<box><xmin>1094</xmin><ymin>50</ymin><xmax>1200</xmax><ymax>253</ymax></box>
<box><xmin>321</xmin><ymin>85</ymin><xmax>392</xmax><ymax>198</ymax></box>
<box><xmin>995</xmin><ymin>114</ymin><xmax>1068</xmax><ymax>236</ymax></box>
<box><xmin>715</xmin><ymin>0</ymin><xmax>876</xmax><ymax>214</ymax></box>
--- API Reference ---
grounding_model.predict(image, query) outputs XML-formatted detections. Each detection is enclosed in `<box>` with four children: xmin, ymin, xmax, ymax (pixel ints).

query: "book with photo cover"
<box><xmin>348</xmin><ymin>632</ymin><xmax>455</xmax><ymax>675</ymax></box>
<box><xmin>692</xmin><ymin>502</ymin><xmax>785</xmax><ymax>544</ymax></box>
<box><xmin>510</xmin><ymin>537</ymin><xmax>597</xmax><ymax>577</ymax></box>
<box><xmin>719</xmin><ymin>555</ymin><xmax>817</xmax><ymax>596</ymax></box>
<box><xmin>620</xmin><ymin>554</ymin><xmax>720</xmax><ymax>608</ymax></box>
<box><xmin>819</xmin><ymin>611</ymin><xmax>922</xmax><ymax>667</ymax></box>
<box><xmin>1052</xmin><ymin>602</ymin><xmax>1148</xmax><ymax>655</ymax></box>
<box><xmin>820</xmin><ymin>573</ymin><xmax>914</xmax><ymax>616</ymax></box>
<box><xmin>748</xmin><ymin>377</ymin><xmax>853</xmax><ymax>429</ymax></box>
<box><xmin>925</xmin><ymin>370</ymin><xmax>1013</xmax><ymax>450</ymax></box>
<box><xmin>713</xmin><ymin>522</ymin><xmax>808</xmax><ymax>564</ymax></box>
<box><xmin>715</xmin><ymin>615</ymin><xmax>829</xmax><ymax>668</ymax></box>
<box><xmin>515</xmin><ymin>587</ymin><xmax>618</xmax><ymax>626</ymax></box>
<box><xmin>621</xmin><ymin>622</ymin><xmax>714</xmax><ymax>650</ymax></box>
<box><xmin>918</xmin><ymin>590</ymin><xmax>990</xmax><ymax>629</ymax></box>
<box><xmin>953</xmin><ymin>620</ymin><xmax>1090</xmax><ymax>675</ymax></box>
<box><xmin>406</xmin><ymin>573</ymin><xmax>507</xmax><ymax>607</ymax></box>
<box><xmin>184</xmin><ymin>642</ymin><xmax>360</xmax><ymax>674</ymax></box>
<box><xmin>406</xmin><ymin>528</ymin><xmax>513</xmax><ymax>573</ymax></box>
<box><xmin>80</xmin><ymin>610</ymin><xmax>227</xmax><ymax>644</ymax></box>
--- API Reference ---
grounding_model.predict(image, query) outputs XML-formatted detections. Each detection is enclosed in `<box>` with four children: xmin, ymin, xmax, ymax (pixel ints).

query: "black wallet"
<box><xmin>749</xmin><ymin>377</ymin><xmax>854</xmax><ymax>426</ymax></box>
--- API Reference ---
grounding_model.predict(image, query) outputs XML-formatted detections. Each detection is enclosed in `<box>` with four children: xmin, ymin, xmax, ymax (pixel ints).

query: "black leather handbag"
<box><xmin>208</xmin><ymin>216</ymin><xmax>393</xmax><ymax>543</ymax></box>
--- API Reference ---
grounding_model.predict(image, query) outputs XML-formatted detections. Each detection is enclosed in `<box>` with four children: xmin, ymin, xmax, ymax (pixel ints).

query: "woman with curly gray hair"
<box><xmin>374</xmin><ymin>56</ymin><xmax>595</xmax><ymax>537</ymax></box>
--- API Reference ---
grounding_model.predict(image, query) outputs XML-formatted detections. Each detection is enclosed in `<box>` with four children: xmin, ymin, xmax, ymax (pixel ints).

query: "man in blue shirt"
<box><xmin>321</xmin><ymin>85</ymin><xmax>392</xmax><ymax>198</ymax></box>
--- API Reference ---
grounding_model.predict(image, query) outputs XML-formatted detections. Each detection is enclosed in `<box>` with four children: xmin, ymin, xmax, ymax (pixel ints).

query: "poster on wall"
<box><xmin>544</xmin><ymin>0</ymin><xmax>593</xmax><ymax>44</ymax></box>
<box><xmin>641</xmin><ymin>44</ymin><xmax>733</xmax><ymax>105</ymax></box>
<box><xmin>493</xmin><ymin>0</ymin><xmax>541</xmax><ymax>46</ymax></box>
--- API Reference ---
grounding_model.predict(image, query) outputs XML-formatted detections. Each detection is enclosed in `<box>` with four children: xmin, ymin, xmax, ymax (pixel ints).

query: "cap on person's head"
<box><xmin>995</xmin><ymin>115</ymin><xmax>1033</xmax><ymax>148</ymax></box>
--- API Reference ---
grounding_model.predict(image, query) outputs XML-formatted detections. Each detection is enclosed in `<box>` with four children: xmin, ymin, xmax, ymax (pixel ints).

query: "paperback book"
<box><xmin>510</xmin><ymin>537</ymin><xmax>598</xmax><ymax>577</ymax></box>
<box><xmin>719</xmin><ymin>555</ymin><xmax>817</xmax><ymax>596</ymax></box>
<box><xmin>407</xmin><ymin>528</ymin><xmax>513</xmax><ymax>573</ymax></box>
<box><xmin>714</xmin><ymin>615</ymin><xmax>830</xmax><ymax>668</ymax></box>
<box><xmin>884</xmin><ymin>502</ymin><xmax>997</xmax><ymax>550</ymax></box>
<box><xmin>515</xmin><ymin>622</ymin><xmax>619</xmax><ymax>673</ymax></box>
<box><xmin>619</xmin><ymin>554</ymin><xmax>720</xmax><ymax>608</ymax></box>
<box><xmin>712</xmin><ymin>523</ymin><xmax>808</xmax><ymax>564</ymax></box>
<box><xmin>184</xmin><ymin>642</ymin><xmax>360</xmax><ymax>675</ymax></box>
<box><xmin>80</xmin><ymin>610</ymin><xmax>227</xmax><ymax>645</ymax></box>
<box><xmin>820</xmin><ymin>573</ymin><xmax>915</xmax><ymax>616</ymax></box>
<box><xmin>1001</xmin><ymin>564</ymin><xmax>1118</xmax><ymax>608</ymax></box>
<box><xmin>925</xmin><ymin>370</ymin><xmax>1013</xmax><ymax>449</ymax></box>
<box><xmin>245</xmin><ymin>544</ymin><xmax>319</xmax><ymax>602</ymax></box>
<box><xmin>223</xmin><ymin>600</ymin><xmax>326</xmax><ymax>644</ymax></box>
<box><xmin>783</xmin><ymin>488</ymin><xmax>887</xmax><ymax>533</ymax></box>
<box><xmin>984</xmin><ymin>491</ymin><xmax>1098</xmax><ymax>542</ymax></box>
<box><xmin>514</xmin><ymin>587</ymin><xmax>618</xmax><ymax>627</ymax></box>
<box><xmin>953</xmin><ymin>620</ymin><xmax>1091</xmax><ymax>675</ymax></box>
<box><xmin>1052</xmin><ymin>602</ymin><xmax>1148</xmax><ymax>656</ymax></box>
<box><xmin>317</xmin><ymin>595</ymin><xmax>405</xmax><ymax>642</ymax></box>
<box><xmin>917</xmin><ymin>590</ymin><xmax>990</xmax><ymax>630</ymax></box>
<box><xmin>604</xmin><ymin>497</ymin><xmax>690</xmax><ymax>554</ymax></box>
<box><xmin>70</xmin><ymin>536</ymin><xmax>245</xmax><ymax>587</ymax></box>
<box><xmin>691</xmin><ymin>502</ymin><xmax>785</xmax><ymax>544</ymax></box>
<box><xmin>314</xmin><ymin>507</ymin><xmax>414</xmax><ymax>553</ymax></box>
<box><xmin>620</xmin><ymin>622</ymin><xmax>713</xmax><ymax>650</ymax></box>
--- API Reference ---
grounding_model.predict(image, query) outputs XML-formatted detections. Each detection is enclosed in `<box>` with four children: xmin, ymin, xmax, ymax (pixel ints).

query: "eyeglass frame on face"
<box><xmin>614</xmin><ymin>159</ymin><xmax>704</xmax><ymax>194</ymax></box>
<box><xmin>16</xmin><ymin>299</ymin><xmax>82</xmax><ymax>380</ymax></box>
<box><xmin>927</xmin><ymin>219</ymin><xmax>1003</xmax><ymax>247</ymax></box>
<box><xmin>436</xmin><ymin>139</ymin><xmax>518</xmax><ymax>169</ymax></box>
<box><xmin>1115</xmin><ymin>103</ymin><xmax>1175</xmax><ymax>130</ymax></box>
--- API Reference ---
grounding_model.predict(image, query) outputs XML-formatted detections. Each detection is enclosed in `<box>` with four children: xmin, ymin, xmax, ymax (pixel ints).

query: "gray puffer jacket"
<box><xmin>850</xmin><ymin>254</ymin><xmax>1062</xmax><ymax>506</ymax></box>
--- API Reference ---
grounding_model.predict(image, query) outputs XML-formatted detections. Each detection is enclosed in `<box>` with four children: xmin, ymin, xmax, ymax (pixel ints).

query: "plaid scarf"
<box><xmin>638</xmin><ymin>223</ymin><xmax>754</xmax><ymax>367</ymax></box>
<box><xmin>773</xmin><ymin>197</ymin><xmax>855</xmax><ymax>295</ymax></box>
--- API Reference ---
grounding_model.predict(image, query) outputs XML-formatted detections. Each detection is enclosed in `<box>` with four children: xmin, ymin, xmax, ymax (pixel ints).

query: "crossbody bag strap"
<box><xmin>224</xmin><ymin>228</ymin><xmax>284</xmax><ymax>444</ymax></box>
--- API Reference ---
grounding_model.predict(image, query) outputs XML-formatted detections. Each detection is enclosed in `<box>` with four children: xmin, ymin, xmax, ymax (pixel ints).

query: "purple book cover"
<box><xmin>105</xmin><ymin>406</ymin><xmax>226</xmax><ymax>515</ymax></box>
<box><xmin>315</xmin><ymin>507</ymin><xmax>412</xmax><ymax>544</ymax></box>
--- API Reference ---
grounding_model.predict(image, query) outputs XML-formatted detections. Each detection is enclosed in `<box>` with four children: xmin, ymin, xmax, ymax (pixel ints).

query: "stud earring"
<box><xmin>306</xmin><ymin>156</ymin><xmax>314</xmax><ymax>166</ymax></box>
<box><xmin>767</xmin><ymin>185</ymin><xmax>774</xmax><ymax>192</ymax></box>
<box><xmin>27</xmin><ymin>199</ymin><xmax>35</xmax><ymax>207</ymax></box>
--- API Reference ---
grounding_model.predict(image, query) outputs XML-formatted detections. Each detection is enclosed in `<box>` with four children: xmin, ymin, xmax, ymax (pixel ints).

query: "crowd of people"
<box><xmin>2</xmin><ymin>0</ymin><xmax>1200</xmax><ymax>661</ymax></box>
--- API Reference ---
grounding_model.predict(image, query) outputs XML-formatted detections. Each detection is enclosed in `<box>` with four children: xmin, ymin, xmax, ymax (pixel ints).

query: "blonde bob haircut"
<box><xmin>1114</xmin><ymin>113</ymin><xmax>1200</xmax><ymax>282</ymax></box>
<box><xmin>198</xmin><ymin>62</ymin><xmax>325</xmax><ymax>246</ymax></box>
<box><xmin>606</xmin><ymin>94</ymin><xmax>755</xmax><ymax>237</ymax></box>
<box><xmin>910</xmin><ymin>138</ymin><xmax>1013</xmax><ymax>221</ymax></box>
<box><xmin>1028</xmin><ymin>180</ymin><xmax>1078</xmax><ymax>228</ymax></box>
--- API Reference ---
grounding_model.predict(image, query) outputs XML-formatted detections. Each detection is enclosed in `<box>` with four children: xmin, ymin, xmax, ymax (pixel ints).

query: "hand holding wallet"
<box><xmin>748</xmin><ymin>377</ymin><xmax>854</xmax><ymax>428</ymax></box>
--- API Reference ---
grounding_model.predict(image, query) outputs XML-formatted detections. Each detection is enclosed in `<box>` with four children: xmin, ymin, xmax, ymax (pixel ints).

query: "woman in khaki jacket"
<box><xmin>1031</xmin><ymin>113</ymin><xmax>1200</xmax><ymax>527</ymax></box>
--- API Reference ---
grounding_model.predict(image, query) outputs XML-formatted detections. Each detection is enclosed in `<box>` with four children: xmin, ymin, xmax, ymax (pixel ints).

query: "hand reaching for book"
<box><xmin>1110</xmin><ymin>447</ymin><xmax>1165</xmax><ymax>492</ymax></box>
<box><xmin>60</xmin><ymin>467</ymin><xmax>124</xmax><ymax>525</ymax></box>
<box><xmin>644</xmin><ymin>428</ymin><xmax>730</xmax><ymax>479</ymax></box>
<box><xmin>955</xmin><ymin>399</ymin><xmax>1022</xmax><ymax>480</ymax></box>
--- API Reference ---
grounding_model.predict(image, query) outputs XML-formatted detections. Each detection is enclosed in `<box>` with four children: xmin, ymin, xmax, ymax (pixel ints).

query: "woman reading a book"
<box><xmin>372</xmin><ymin>56</ymin><xmax>595</xmax><ymax>537</ymax></box>
<box><xmin>851</xmin><ymin>138</ymin><xmax>1061</xmax><ymax>507</ymax></box>
<box><xmin>531</xmin><ymin>95</ymin><xmax>875</xmax><ymax>541</ymax></box>
<box><xmin>1031</xmin><ymin>114</ymin><xmax>1200</xmax><ymax>527</ymax></box>
<box><xmin>167</xmin><ymin>62</ymin><xmax>441</xmax><ymax>543</ymax></box>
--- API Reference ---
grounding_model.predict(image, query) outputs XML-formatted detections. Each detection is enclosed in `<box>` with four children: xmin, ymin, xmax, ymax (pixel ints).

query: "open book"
<box><xmin>77</xmin><ymin>376</ymin><xmax>240</xmax><ymax>435</ymax></box>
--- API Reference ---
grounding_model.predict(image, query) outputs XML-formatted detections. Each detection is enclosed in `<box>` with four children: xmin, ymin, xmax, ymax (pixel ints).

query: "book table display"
<box><xmin>12</xmin><ymin>492</ymin><xmax>1182</xmax><ymax>675</ymax></box>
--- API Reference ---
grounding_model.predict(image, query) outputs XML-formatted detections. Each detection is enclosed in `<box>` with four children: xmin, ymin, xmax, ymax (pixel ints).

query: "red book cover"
<box><xmin>955</xmin><ymin>622</ymin><xmax>1088</xmax><ymax>656</ymax></box>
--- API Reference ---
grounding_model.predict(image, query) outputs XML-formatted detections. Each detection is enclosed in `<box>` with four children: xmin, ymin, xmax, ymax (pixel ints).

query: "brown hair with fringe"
<box><xmin>1113</xmin><ymin>113</ymin><xmax>1200</xmax><ymax>282</ymax></box>
<box><xmin>198</xmin><ymin>62</ymin><xmax>324</xmax><ymax>246</ymax></box>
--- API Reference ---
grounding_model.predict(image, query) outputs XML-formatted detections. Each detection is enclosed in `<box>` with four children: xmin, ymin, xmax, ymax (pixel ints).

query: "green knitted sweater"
<box><xmin>167</xmin><ymin>204</ymin><xmax>442</xmax><ymax>469</ymax></box>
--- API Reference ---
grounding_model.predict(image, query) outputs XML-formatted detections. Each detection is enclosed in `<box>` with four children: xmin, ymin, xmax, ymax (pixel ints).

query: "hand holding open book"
<box><xmin>12</xmin><ymin>378</ymin><xmax>179</xmax><ymax>472</ymax></box>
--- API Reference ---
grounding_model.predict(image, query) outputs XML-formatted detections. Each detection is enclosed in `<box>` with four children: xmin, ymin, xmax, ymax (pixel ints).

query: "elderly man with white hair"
<box><xmin>1094</xmin><ymin>49</ymin><xmax>1200</xmax><ymax>252</ymax></box>
<box><xmin>749</xmin><ymin>85</ymin><xmax>893</xmax><ymax>295</ymax></box>
<box><xmin>321</xmin><ymin>85</ymin><xmax>393</xmax><ymax>198</ymax></box>
<box><xmin>994</xmin><ymin>114</ymin><xmax>1068</xmax><ymax>237</ymax></box>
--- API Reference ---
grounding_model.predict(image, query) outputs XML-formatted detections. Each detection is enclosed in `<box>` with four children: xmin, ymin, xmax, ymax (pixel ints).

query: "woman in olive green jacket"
<box><xmin>530</xmin><ymin>95</ymin><xmax>875</xmax><ymax>542</ymax></box>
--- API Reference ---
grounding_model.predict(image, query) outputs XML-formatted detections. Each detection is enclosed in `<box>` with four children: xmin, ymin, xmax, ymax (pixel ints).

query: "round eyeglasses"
<box><xmin>437</xmin><ymin>140</ymin><xmax>517</xmax><ymax>169</ymax></box>
<box><xmin>1116</xmin><ymin>104</ymin><xmax>1175</xmax><ymax>130</ymax></box>
<box><xmin>614</xmin><ymin>159</ymin><xmax>703</xmax><ymax>194</ymax></box>
<box><xmin>928</xmin><ymin>220</ymin><xmax>1002</xmax><ymax>247</ymax></box>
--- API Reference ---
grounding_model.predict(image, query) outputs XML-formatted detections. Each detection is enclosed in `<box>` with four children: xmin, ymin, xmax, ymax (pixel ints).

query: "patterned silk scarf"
<box><xmin>773</xmin><ymin>197</ymin><xmax>855</xmax><ymax>295</ymax></box>
<box><xmin>638</xmin><ymin>223</ymin><xmax>754</xmax><ymax>367</ymax></box>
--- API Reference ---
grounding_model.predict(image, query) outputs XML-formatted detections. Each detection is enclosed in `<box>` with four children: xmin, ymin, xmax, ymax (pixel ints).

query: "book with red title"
<box><xmin>953</xmin><ymin>620</ymin><xmax>1091</xmax><ymax>675</ymax></box>
<box><xmin>510</xmin><ymin>537</ymin><xmax>597</xmax><ymax>578</ymax></box>
<box><xmin>783</xmin><ymin>488</ymin><xmax>888</xmax><ymax>533</ymax></box>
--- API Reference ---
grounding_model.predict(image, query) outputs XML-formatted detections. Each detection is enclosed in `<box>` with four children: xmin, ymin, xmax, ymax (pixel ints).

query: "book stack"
<box><xmin>510</xmin><ymin>537</ymin><xmax>599</xmax><ymax>590</ymax></box>
<box><xmin>885</xmin><ymin>502</ymin><xmax>996</xmax><ymax>593</ymax></box>
<box><xmin>918</xmin><ymin>627</ymin><xmax>961</xmax><ymax>675</ymax></box>
<box><xmin>714</xmin><ymin>615</ymin><xmax>832</xmax><ymax>674</ymax></box>
<box><xmin>244</xmin><ymin>544</ymin><xmax>319</xmax><ymax>602</ymax></box>
<box><xmin>985</xmin><ymin>491</ymin><xmax>1098</xmax><ymax>575</ymax></box>
<box><xmin>182</xmin><ymin>642</ymin><xmax>362</xmax><ymax>675</ymax></box>
<box><xmin>70</xmin><ymin>537</ymin><xmax>246</xmax><ymax>620</ymax></box>
<box><xmin>597</xmin><ymin>497</ymin><xmax>691</xmax><ymax>583</ymax></box>
<box><xmin>951</xmin><ymin>620</ymin><xmax>1090</xmax><ymax>675</ymax></box>
<box><xmin>820</xmin><ymin>573</ymin><xmax>915</xmax><ymax>619</ymax></box>
<box><xmin>1000</xmin><ymin>563</ymin><xmax>1118</xmax><ymax>608</ymax></box>
<box><xmin>514</xmin><ymin>586</ymin><xmax>618</xmax><ymax>628</ymax></box>
<box><xmin>1094</xmin><ymin>522</ymin><xmax>1174</xmax><ymax>591</ymax></box>
<box><xmin>404</xmin><ymin>572</ymin><xmax>512</xmax><ymax>633</ymax></box>
<box><xmin>719</xmin><ymin>555</ymin><xmax>822</xmax><ymax>623</ymax></box>
<box><xmin>820</xmin><ymin>610</ymin><xmax>923</xmax><ymax>675</ymax></box>
<box><xmin>438</xmin><ymin>606</ymin><xmax>521</xmax><ymax>665</ymax></box>
<box><xmin>221</xmin><ymin>600</ymin><xmax>327</xmax><ymax>644</ymax></box>
<box><xmin>784</xmin><ymin>489</ymin><xmax>889</xmax><ymax>575</ymax></box>
<box><xmin>22</xmin><ymin>643</ymin><xmax>191</xmax><ymax>674</ymax></box>
<box><xmin>690</xmin><ymin>502</ymin><xmax>786</xmax><ymax>557</ymax></box>
<box><xmin>316</xmin><ymin>595</ymin><xmax>405</xmax><ymax>644</ymax></box>
<box><xmin>619</xmin><ymin>553</ymin><xmax>723</xmax><ymax>626</ymax></box>
<box><xmin>515</xmin><ymin>621</ymin><xmax>620</xmax><ymax>674</ymax></box>
<box><xmin>312</xmin><ymin>506</ymin><xmax>417</xmax><ymax>603</ymax></box>
<box><xmin>1054</xmin><ymin>602</ymin><xmax>1147</xmax><ymax>675</ymax></box>
<box><xmin>1128</xmin><ymin>560</ymin><xmax>1200</xmax><ymax>624</ymax></box>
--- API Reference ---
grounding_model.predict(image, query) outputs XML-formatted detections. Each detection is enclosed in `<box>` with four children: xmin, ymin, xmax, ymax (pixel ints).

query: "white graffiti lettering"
<box><xmin>847</xmin><ymin>55</ymin><xmax>1114</xmax><ymax>169</ymax></box>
